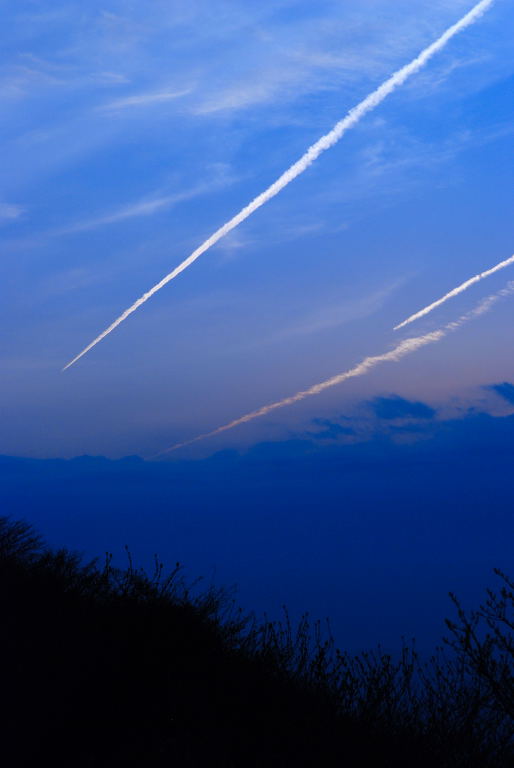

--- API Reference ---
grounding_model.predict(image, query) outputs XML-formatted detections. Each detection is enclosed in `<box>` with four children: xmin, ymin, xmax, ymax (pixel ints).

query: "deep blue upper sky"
<box><xmin>1</xmin><ymin>0</ymin><xmax>513</xmax><ymax>458</ymax></box>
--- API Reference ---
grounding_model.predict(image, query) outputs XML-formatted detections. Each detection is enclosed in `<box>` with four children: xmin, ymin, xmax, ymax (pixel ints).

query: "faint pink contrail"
<box><xmin>394</xmin><ymin>253</ymin><xmax>514</xmax><ymax>330</ymax></box>
<box><xmin>63</xmin><ymin>0</ymin><xmax>496</xmax><ymax>371</ymax></box>
<box><xmin>156</xmin><ymin>281</ymin><xmax>514</xmax><ymax>455</ymax></box>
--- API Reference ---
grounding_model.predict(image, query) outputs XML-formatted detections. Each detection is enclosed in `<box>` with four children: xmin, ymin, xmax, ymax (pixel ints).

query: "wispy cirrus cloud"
<box><xmin>0</xmin><ymin>64</ymin><xmax>64</xmax><ymax>100</ymax></box>
<box><xmin>57</xmin><ymin>189</ymin><xmax>199</xmax><ymax>235</ymax></box>
<box><xmin>0</xmin><ymin>166</ymin><xmax>235</xmax><ymax>255</ymax></box>
<box><xmin>0</xmin><ymin>202</ymin><xmax>25</xmax><ymax>221</ymax></box>
<box><xmin>99</xmin><ymin>87</ymin><xmax>192</xmax><ymax>112</ymax></box>
<box><xmin>34</xmin><ymin>163</ymin><xmax>235</xmax><ymax>238</ymax></box>
<box><xmin>269</xmin><ymin>279</ymin><xmax>406</xmax><ymax>343</ymax></box>
<box><xmin>305</xmin><ymin>117</ymin><xmax>514</xmax><ymax>224</ymax></box>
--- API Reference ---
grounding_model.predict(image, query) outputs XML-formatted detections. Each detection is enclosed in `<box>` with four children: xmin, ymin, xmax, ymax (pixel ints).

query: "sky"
<box><xmin>1</xmin><ymin>0</ymin><xmax>513</xmax><ymax>458</ymax></box>
<box><xmin>2</xmin><ymin>0</ymin><xmax>514</xmax><ymax>653</ymax></box>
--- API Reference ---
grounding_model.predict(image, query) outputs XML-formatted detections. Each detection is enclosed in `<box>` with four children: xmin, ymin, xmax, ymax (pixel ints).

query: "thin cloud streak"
<box><xmin>63</xmin><ymin>0</ymin><xmax>495</xmax><ymax>371</ymax></box>
<box><xmin>394</xmin><ymin>253</ymin><xmax>514</xmax><ymax>330</ymax></box>
<box><xmin>0</xmin><ymin>202</ymin><xmax>25</xmax><ymax>220</ymax></box>
<box><xmin>99</xmin><ymin>88</ymin><xmax>191</xmax><ymax>111</ymax></box>
<box><xmin>58</xmin><ymin>187</ymin><xmax>208</xmax><ymax>236</ymax></box>
<box><xmin>46</xmin><ymin>168</ymin><xmax>234</xmax><ymax>238</ymax></box>
<box><xmin>158</xmin><ymin>281</ymin><xmax>514</xmax><ymax>455</ymax></box>
<box><xmin>265</xmin><ymin>279</ymin><xmax>406</xmax><ymax>345</ymax></box>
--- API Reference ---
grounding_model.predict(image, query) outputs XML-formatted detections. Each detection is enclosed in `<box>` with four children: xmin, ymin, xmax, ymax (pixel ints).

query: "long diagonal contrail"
<box><xmin>394</xmin><ymin>253</ymin><xmax>514</xmax><ymax>330</ymax></box>
<box><xmin>63</xmin><ymin>0</ymin><xmax>496</xmax><ymax>371</ymax></box>
<box><xmin>156</xmin><ymin>281</ymin><xmax>514</xmax><ymax>455</ymax></box>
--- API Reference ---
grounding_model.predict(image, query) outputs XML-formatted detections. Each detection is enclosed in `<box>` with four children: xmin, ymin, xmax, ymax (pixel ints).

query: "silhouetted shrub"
<box><xmin>1</xmin><ymin>515</ymin><xmax>513</xmax><ymax>767</ymax></box>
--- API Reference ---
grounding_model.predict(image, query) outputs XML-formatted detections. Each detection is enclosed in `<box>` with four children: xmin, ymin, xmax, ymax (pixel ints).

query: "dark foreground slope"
<box><xmin>1</xmin><ymin>517</ymin><xmax>513</xmax><ymax>767</ymax></box>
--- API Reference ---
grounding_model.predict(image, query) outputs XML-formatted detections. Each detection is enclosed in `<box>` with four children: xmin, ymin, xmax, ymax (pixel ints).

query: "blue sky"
<box><xmin>1</xmin><ymin>0</ymin><xmax>514</xmax><ymax>458</ymax></box>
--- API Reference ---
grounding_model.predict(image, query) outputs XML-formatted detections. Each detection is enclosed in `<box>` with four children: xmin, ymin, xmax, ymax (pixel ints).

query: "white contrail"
<box><xmin>394</xmin><ymin>253</ymin><xmax>514</xmax><ymax>330</ymax></box>
<box><xmin>157</xmin><ymin>281</ymin><xmax>514</xmax><ymax>455</ymax></box>
<box><xmin>63</xmin><ymin>0</ymin><xmax>495</xmax><ymax>371</ymax></box>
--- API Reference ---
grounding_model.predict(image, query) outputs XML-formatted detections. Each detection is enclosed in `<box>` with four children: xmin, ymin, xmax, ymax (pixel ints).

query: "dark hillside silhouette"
<box><xmin>1</xmin><ymin>516</ymin><xmax>513</xmax><ymax>766</ymax></box>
